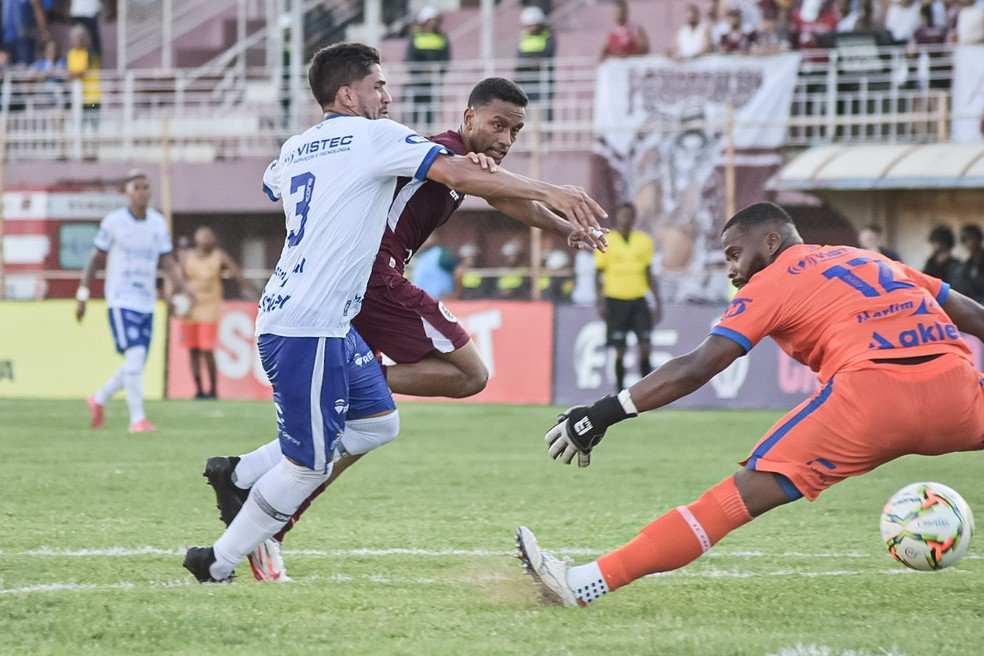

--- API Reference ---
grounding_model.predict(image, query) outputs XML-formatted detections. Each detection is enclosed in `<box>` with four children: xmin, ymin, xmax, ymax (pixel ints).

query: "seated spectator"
<box><xmin>676</xmin><ymin>4</ymin><xmax>712</xmax><ymax>59</ymax></box>
<box><xmin>913</xmin><ymin>2</ymin><xmax>948</xmax><ymax>43</ymax></box>
<box><xmin>455</xmin><ymin>244</ymin><xmax>491</xmax><ymax>300</ymax></box>
<box><xmin>32</xmin><ymin>39</ymin><xmax>66</xmax><ymax>107</ymax></box>
<box><xmin>71</xmin><ymin>0</ymin><xmax>103</xmax><ymax>59</ymax></box>
<box><xmin>708</xmin><ymin>0</ymin><xmax>731</xmax><ymax>49</ymax></box>
<box><xmin>67</xmin><ymin>25</ymin><xmax>101</xmax><ymax>125</ymax></box>
<box><xmin>954</xmin><ymin>0</ymin><xmax>984</xmax><ymax>44</ymax></box>
<box><xmin>719</xmin><ymin>8</ymin><xmax>757</xmax><ymax>52</ymax></box>
<box><xmin>752</xmin><ymin>13</ymin><xmax>793</xmax><ymax>53</ymax></box>
<box><xmin>792</xmin><ymin>0</ymin><xmax>839</xmax><ymax>50</ymax></box>
<box><xmin>884</xmin><ymin>0</ymin><xmax>922</xmax><ymax>43</ymax></box>
<box><xmin>601</xmin><ymin>0</ymin><xmax>650</xmax><ymax>59</ymax></box>
<box><xmin>730</xmin><ymin>0</ymin><xmax>764</xmax><ymax>32</ymax></box>
<box><xmin>837</xmin><ymin>0</ymin><xmax>863</xmax><ymax>31</ymax></box>
<box><xmin>922</xmin><ymin>225</ymin><xmax>961</xmax><ymax>285</ymax></box>
<box><xmin>954</xmin><ymin>224</ymin><xmax>984</xmax><ymax>303</ymax></box>
<box><xmin>495</xmin><ymin>239</ymin><xmax>531</xmax><ymax>299</ymax></box>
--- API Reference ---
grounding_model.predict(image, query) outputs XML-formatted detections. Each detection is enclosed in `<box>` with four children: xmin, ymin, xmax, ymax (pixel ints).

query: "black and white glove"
<box><xmin>544</xmin><ymin>391</ymin><xmax>638</xmax><ymax>468</ymax></box>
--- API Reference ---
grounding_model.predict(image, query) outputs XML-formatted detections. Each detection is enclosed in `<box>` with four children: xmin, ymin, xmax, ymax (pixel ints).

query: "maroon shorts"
<box><xmin>352</xmin><ymin>274</ymin><xmax>471</xmax><ymax>364</ymax></box>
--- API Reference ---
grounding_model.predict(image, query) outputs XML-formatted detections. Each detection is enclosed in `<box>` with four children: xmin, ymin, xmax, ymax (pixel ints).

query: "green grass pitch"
<box><xmin>1</xmin><ymin>398</ymin><xmax>981</xmax><ymax>655</ymax></box>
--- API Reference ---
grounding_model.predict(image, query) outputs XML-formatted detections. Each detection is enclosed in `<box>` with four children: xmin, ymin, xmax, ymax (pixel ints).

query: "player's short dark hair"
<box><xmin>960</xmin><ymin>224</ymin><xmax>983</xmax><ymax>242</ymax></box>
<box><xmin>617</xmin><ymin>202</ymin><xmax>636</xmax><ymax>216</ymax></box>
<box><xmin>928</xmin><ymin>225</ymin><xmax>955</xmax><ymax>249</ymax></box>
<box><xmin>721</xmin><ymin>202</ymin><xmax>793</xmax><ymax>234</ymax></box>
<box><xmin>467</xmin><ymin>77</ymin><xmax>528</xmax><ymax>109</ymax></box>
<box><xmin>308</xmin><ymin>42</ymin><xmax>380</xmax><ymax>109</ymax></box>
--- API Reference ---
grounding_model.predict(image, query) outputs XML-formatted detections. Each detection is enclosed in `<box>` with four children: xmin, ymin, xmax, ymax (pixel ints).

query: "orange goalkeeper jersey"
<box><xmin>712</xmin><ymin>244</ymin><xmax>974</xmax><ymax>383</ymax></box>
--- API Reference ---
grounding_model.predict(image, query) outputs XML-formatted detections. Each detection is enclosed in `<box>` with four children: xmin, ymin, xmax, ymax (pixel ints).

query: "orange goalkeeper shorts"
<box><xmin>741</xmin><ymin>353</ymin><xmax>984</xmax><ymax>501</ymax></box>
<box><xmin>180</xmin><ymin>321</ymin><xmax>218</xmax><ymax>351</ymax></box>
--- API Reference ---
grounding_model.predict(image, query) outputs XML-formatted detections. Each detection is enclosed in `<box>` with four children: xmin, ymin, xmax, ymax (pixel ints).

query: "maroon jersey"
<box><xmin>372</xmin><ymin>130</ymin><xmax>468</xmax><ymax>277</ymax></box>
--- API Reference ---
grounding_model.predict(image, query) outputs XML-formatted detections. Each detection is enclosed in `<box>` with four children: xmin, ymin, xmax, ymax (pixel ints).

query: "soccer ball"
<box><xmin>880</xmin><ymin>482</ymin><xmax>974</xmax><ymax>571</ymax></box>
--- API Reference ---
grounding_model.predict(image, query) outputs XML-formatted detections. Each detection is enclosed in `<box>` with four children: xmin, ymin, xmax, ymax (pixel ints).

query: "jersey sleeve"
<box><xmin>262</xmin><ymin>157</ymin><xmax>283</xmax><ymax>202</ymax></box>
<box><xmin>368</xmin><ymin>119</ymin><xmax>451</xmax><ymax>181</ymax></box>
<box><xmin>709</xmin><ymin>277</ymin><xmax>781</xmax><ymax>354</ymax></box>
<box><xmin>156</xmin><ymin>217</ymin><xmax>174</xmax><ymax>256</ymax></box>
<box><xmin>896</xmin><ymin>262</ymin><xmax>949</xmax><ymax>305</ymax></box>
<box><xmin>93</xmin><ymin>215</ymin><xmax>114</xmax><ymax>252</ymax></box>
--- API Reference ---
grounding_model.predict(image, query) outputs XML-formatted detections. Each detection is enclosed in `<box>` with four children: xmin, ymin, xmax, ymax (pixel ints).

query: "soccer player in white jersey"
<box><xmin>182</xmin><ymin>42</ymin><xmax>607</xmax><ymax>583</ymax></box>
<box><xmin>76</xmin><ymin>170</ymin><xmax>192</xmax><ymax>433</ymax></box>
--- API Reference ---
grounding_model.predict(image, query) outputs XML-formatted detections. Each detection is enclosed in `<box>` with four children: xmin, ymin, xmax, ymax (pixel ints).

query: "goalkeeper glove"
<box><xmin>544</xmin><ymin>390</ymin><xmax>638</xmax><ymax>468</ymax></box>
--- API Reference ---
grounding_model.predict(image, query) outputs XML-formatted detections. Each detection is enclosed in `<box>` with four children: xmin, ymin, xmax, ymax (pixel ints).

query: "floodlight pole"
<box><xmin>289</xmin><ymin>0</ymin><xmax>304</xmax><ymax>131</ymax></box>
<box><xmin>480</xmin><ymin>0</ymin><xmax>494</xmax><ymax>77</ymax></box>
<box><xmin>365</xmin><ymin>0</ymin><xmax>382</xmax><ymax>47</ymax></box>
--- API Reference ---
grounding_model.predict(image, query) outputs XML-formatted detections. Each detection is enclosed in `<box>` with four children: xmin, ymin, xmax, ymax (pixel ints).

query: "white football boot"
<box><xmin>515</xmin><ymin>526</ymin><xmax>582</xmax><ymax>607</ymax></box>
<box><xmin>247</xmin><ymin>538</ymin><xmax>290</xmax><ymax>582</ymax></box>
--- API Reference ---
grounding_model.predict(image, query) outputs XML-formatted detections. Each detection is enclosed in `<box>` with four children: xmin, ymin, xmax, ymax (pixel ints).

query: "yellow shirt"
<box><xmin>67</xmin><ymin>48</ymin><xmax>101</xmax><ymax>106</ymax></box>
<box><xmin>595</xmin><ymin>229</ymin><xmax>654</xmax><ymax>300</ymax></box>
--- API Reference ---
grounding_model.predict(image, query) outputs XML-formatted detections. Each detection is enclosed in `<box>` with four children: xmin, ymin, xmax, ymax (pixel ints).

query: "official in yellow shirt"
<box><xmin>594</xmin><ymin>202</ymin><xmax>662</xmax><ymax>391</ymax></box>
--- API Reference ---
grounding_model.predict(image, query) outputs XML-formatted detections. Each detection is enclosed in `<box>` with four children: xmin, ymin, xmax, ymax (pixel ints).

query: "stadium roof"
<box><xmin>768</xmin><ymin>143</ymin><xmax>984</xmax><ymax>191</ymax></box>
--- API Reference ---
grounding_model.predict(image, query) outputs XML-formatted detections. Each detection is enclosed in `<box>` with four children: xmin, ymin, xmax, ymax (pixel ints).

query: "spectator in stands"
<box><xmin>411</xmin><ymin>240</ymin><xmax>458</xmax><ymax>300</ymax></box>
<box><xmin>454</xmin><ymin>244</ymin><xmax>488</xmax><ymax>300</ymax></box>
<box><xmin>2</xmin><ymin>0</ymin><xmax>49</xmax><ymax>65</ymax></box>
<box><xmin>858</xmin><ymin>224</ymin><xmax>902</xmax><ymax>261</ymax></box>
<box><xmin>495</xmin><ymin>239</ymin><xmax>531</xmax><ymax>299</ymax></box>
<box><xmin>539</xmin><ymin>249</ymin><xmax>573</xmax><ymax>301</ymax></box>
<box><xmin>31</xmin><ymin>39</ymin><xmax>65</xmax><ymax>107</ymax></box>
<box><xmin>70</xmin><ymin>0</ymin><xmax>102</xmax><ymax>59</ymax></box>
<box><xmin>405</xmin><ymin>5</ymin><xmax>450</xmax><ymax>130</ymax></box>
<box><xmin>731</xmin><ymin>0</ymin><xmax>765</xmax><ymax>33</ymax></box>
<box><xmin>955</xmin><ymin>224</ymin><xmax>984</xmax><ymax>303</ymax></box>
<box><xmin>837</xmin><ymin>0</ymin><xmax>863</xmax><ymax>31</ymax></box>
<box><xmin>954</xmin><ymin>0</ymin><xmax>984</xmax><ymax>43</ymax></box>
<box><xmin>923</xmin><ymin>225</ymin><xmax>961</xmax><ymax>285</ymax></box>
<box><xmin>516</xmin><ymin>6</ymin><xmax>556</xmax><ymax>122</ymax></box>
<box><xmin>675</xmin><ymin>4</ymin><xmax>711</xmax><ymax>59</ymax></box>
<box><xmin>601</xmin><ymin>0</ymin><xmax>650</xmax><ymax>59</ymax></box>
<box><xmin>708</xmin><ymin>0</ymin><xmax>731</xmax><ymax>49</ymax></box>
<box><xmin>884</xmin><ymin>0</ymin><xmax>922</xmax><ymax>42</ymax></box>
<box><xmin>719</xmin><ymin>8</ymin><xmax>757</xmax><ymax>52</ymax></box>
<box><xmin>67</xmin><ymin>24</ymin><xmax>100</xmax><ymax>130</ymax></box>
<box><xmin>752</xmin><ymin>3</ymin><xmax>793</xmax><ymax>54</ymax></box>
<box><xmin>791</xmin><ymin>0</ymin><xmax>839</xmax><ymax>50</ymax></box>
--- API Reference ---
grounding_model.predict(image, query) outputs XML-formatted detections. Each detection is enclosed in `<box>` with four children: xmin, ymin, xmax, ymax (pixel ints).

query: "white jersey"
<box><xmin>257</xmin><ymin>115</ymin><xmax>449</xmax><ymax>338</ymax></box>
<box><xmin>94</xmin><ymin>207</ymin><xmax>173</xmax><ymax>313</ymax></box>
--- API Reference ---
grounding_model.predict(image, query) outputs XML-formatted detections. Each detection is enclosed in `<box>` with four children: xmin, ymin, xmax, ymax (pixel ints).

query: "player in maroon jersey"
<box><xmin>206</xmin><ymin>78</ymin><xmax>607</xmax><ymax>581</ymax></box>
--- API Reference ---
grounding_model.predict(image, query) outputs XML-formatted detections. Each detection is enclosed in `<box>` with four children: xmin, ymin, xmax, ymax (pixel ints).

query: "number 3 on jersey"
<box><xmin>287</xmin><ymin>172</ymin><xmax>316</xmax><ymax>247</ymax></box>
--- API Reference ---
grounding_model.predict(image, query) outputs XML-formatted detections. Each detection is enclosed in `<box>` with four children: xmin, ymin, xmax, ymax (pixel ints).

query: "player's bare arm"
<box><xmin>545</xmin><ymin>335</ymin><xmax>743</xmax><ymax>467</ymax></box>
<box><xmin>75</xmin><ymin>248</ymin><xmax>107</xmax><ymax>323</ymax></box>
<box><xmin>220</xmin><ymin>250</ymin><xmax>262</xmax><ymax>297</ymax></box>
<box><xmin>942</xmin><ymin>289</ymin><xmax>984</xmax><ymax>342</ymax></box>
<box><xmin>648</xmin><ymin>269</ymin><xmax>663</xmax><ymax>324</ymax></box>
<box><xmin>160</xmin><ymin>252</ymin><xmax>195</xmax><ymax>306</ymax></box>
<box><xmin>487</xmin><ymin>196</ymin><xmax>607</xmax><ymax>251</ymax></box>
<box><xmin>425</xmin><ymin>154</ymin><xmax>608</xmax><ymax>230</ymax></box>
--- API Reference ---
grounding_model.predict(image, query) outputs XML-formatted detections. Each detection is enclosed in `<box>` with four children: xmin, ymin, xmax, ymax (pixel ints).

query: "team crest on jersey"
<box><xmin>438</xmin><ymin>302</ymin><xmax>457</xmax><ymax>323</ymax></box>
<box><xmin>723</xmin><ymin>297</ymin><xmax>752</xmax><ymax>318</ymax></box>
<box><xmin>334</xmin><ymin>399</ymin><xmax>350</xmax><ymax>414</ymax></box>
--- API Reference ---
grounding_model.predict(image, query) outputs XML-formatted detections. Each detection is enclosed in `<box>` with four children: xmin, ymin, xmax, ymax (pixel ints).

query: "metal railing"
<box><xmin>0</xmin><ymin>44</ymin><xmax>971</xmax><ymax>163</ymax></box>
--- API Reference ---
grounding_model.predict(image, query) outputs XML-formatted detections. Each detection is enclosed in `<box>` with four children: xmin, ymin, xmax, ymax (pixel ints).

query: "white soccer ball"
<box><xmin>171</xmin><ymin>293</ymin><xmax>192</xmax><ymax>318</ymax></box>
<box><xmin>880</xmin><ymin>482</ymin><xmax>974</xmax><ymax>571</ymax></box>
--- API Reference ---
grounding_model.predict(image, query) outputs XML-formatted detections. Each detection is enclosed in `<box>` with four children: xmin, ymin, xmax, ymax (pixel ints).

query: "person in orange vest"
<box><xmin>405</xmin><ymin>6</ymin><xmax>450</xmax><ymax>130</ymax></box>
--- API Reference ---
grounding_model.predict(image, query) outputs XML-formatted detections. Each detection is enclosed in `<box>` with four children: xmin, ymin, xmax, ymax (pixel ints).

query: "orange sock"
<box><xmin>597</xmin><ymin>476</ymin><xmax>753</xmax><ymax>590</ymax></box>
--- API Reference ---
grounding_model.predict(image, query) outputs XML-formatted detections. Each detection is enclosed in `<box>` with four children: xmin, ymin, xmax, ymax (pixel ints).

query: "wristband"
<box><xmin>588</xmin><ymin>392</ymin><xmax>637</xmax><ymax>430</ymax></box>
<box><xmin>75</xmin><ymin>286</ymin><xmax>90</xmax><ymax>302</ymax></box>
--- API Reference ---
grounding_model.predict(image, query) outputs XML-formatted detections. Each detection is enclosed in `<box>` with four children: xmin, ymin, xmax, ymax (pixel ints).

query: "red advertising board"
<box><xmin>167</xmin><ymin>300</ymin><xmax>554</xmax><ymax>404</ymax></box>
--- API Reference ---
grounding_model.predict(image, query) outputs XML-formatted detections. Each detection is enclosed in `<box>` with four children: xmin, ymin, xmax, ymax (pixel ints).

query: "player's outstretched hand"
<box><xmin>544</xmin><ymin>406</ymin><xmax>608</xmax><ymax>468</ymax></box>
<box><xmin>567</xmin><ymin>228</ymin><xmax>609</xmax><ymax>252</ymax></box>
<box><xmin>466</xmin><ymin>151</ymin><xmax>498</xmax><ymax>173</ymax></box>
<box><xmin>546</xmin><ymin>185</ymin><xmax>608</xmax><ymax>234</ymax></box>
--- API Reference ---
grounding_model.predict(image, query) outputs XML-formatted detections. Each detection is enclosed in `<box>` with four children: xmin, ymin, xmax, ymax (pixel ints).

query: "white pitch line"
<box><xmin>1</xmin><ymin>567</ymin><xmax>952</xmax><ymax>596</ymax></box>
<box><xmin>10</xmin><ymin>546</ymin><xmax>981</xmax><ymax>560</ymax></box>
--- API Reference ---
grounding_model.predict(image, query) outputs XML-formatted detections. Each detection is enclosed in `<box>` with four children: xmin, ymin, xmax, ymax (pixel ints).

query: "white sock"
<box><xmin>567</xmin><ymin>561</ymin><xmax>610</xmax><ymax>605</ymax></box>
<box><xmin>122</xmin><ymin>346</ymin><xmax>147</xmax><ymax>424</ymax></box>
<box><xmin>210</xmin><ymin>457</ymin><xmax>330</xmax><ymax>580</ymax></box>
<box><xmin>94</xmin><ymin>366</ymin><xmax>125</xmax><ymax>405</ymax></box>
<box><xmin>233</xmin><ymin>439</ymin><xmax>282</xmax><ymax>490</ymax></box>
